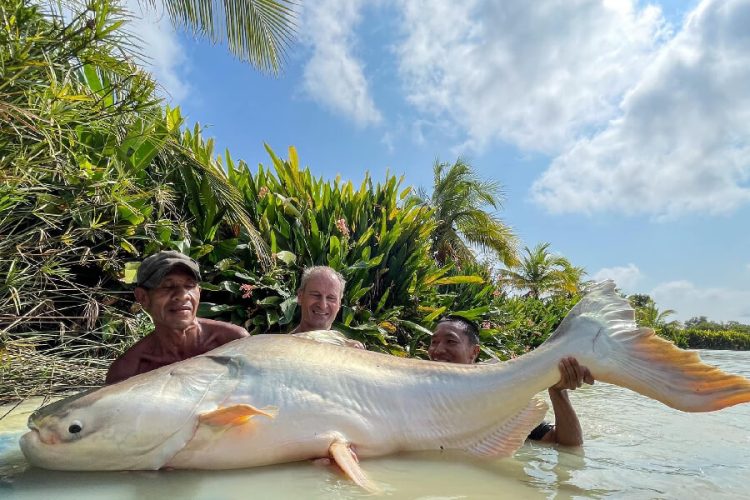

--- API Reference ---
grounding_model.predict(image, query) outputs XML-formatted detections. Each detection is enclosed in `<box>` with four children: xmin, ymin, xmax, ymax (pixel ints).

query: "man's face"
<box><xmin>428</xmin><ymin>322</ymin><xmax>480</xmax><ymax>364</ymax></box>
<box><xmin>135</xmin><ymin>269</ymin><xmax>200</xmax><ymax>330</ymax></box>
<box><xmin>297</xmin><ymin>272</ymin><xmax>342</xmax><ymax>331</ymax></box>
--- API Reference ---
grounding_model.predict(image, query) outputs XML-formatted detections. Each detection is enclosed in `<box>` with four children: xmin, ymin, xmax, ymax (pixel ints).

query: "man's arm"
<box><xmin>105</xmin><ymin>346</ymin><xmax>146</xmax><ymax>385</ymax></box>
<box><xmin>538</xmin><ymin>356</ymin><xmax>594</xmax><ymax>446</ymax></box>
<box><xmin>198</xmin><ymin>318</ymin><xmax>250</xmax><ymax>346</ymax></box>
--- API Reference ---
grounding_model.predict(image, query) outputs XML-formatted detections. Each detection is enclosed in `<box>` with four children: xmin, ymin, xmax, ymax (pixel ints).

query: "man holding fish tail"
<box><xmin>428</xmin><ymin>315</ymin><xmax>593</xmax><ymax>446</ymax></box>
<box><xmin>105</xmin><ymin>251</ymin><xmax>249</xmax><ymax>384</ymax></box>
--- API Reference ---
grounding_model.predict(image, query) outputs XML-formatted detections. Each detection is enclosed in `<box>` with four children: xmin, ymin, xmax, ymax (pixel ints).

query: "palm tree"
<box><xmin>128</xmin><ymin>0</ymin><xmax>296</xmax><ymax>74</ymax></box>
<box><xmin>413</xmin><ymin>158</ymin><xmax>519</xmax><ymax>268</ymax></box>
<box><xmin>498</xmin><ymin>243</ymin><xmax>585</xmax><ymax>298</ymax></box>
<box><xmin>629</xmin><ymin>296</ymin><xmax>676</xmax><ymax>329</ymax></box>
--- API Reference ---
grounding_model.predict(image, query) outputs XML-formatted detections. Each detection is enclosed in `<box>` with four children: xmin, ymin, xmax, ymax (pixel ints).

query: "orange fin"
<box><xmin>597</xmin><ymin>327</ymin><xmax>750</xmax><ymax>412</ymax></box>
<box><xmin>544</xmin><ymin>282</ymin><xmax>750</xmax><ymax>412</ymax></box>
<box><xmin>462</xmin><ymin>397</ymin><xmax>548</xmax><ymax>458</ymax></box>
<box><xmin>198</xmin><ymin>404</ymin><xmax>279</xmax><ymax>427</ymax></box>
<box><xmin>328</xmin><ymin>437</ymin><xmax>380</xmax><ymax>493</ymax></box>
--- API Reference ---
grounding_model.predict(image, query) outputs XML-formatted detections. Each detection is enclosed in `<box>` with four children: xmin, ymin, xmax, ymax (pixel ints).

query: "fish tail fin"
<box><xmin>594</xmin><ymin>326</ymin><xmax>750</xmax><ymax>412</ymax></box>
<box><xmin>557</xmin><ymin>281</ymin><xmax>750</xmax><ymax>412</ymax></box>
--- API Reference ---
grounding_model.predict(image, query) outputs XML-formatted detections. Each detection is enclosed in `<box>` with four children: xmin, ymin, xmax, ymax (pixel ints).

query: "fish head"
<box><xmin>20</xmin><ymin>359</ymin><xmax>237</xmax><ymax>470</ymax></box>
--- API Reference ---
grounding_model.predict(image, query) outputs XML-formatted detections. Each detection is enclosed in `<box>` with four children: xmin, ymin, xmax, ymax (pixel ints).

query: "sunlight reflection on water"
<box><xmin>1</xmin><ymin>349</ymin><xmax>748</xmax><ymax>499</ymax></box>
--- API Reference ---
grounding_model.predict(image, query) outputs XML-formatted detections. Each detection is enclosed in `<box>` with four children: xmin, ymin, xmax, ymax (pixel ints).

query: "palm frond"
<box><xmin>165</xmin><ymin>142</ymin><xmax>271</xmax><ymax>268</ymax></box>
<box><xmin>148</xmin><ymin>0</ymin><xmax>297</xmax><ymax>74</ymax></box>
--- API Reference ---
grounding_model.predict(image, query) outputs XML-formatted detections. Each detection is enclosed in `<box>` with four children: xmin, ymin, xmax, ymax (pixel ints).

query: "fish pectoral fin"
<box><xmin>328</xmin><ymin>437</ymin><xmax>380</xmax><ymax>493</ymax></box>
<box><xmin>198</xmin><ymin>404</ymin><xmax>279</xmax><ymax>427</ymax></box>
<box><xmin>464</xmin><ymin>397</ymin><xmax>549</xmax><ymax>458</ymax></box>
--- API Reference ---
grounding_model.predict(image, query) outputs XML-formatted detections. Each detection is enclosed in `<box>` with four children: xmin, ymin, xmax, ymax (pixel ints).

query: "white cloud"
<box><xmin>125</xmin><ymin>0</ymin><xmax>190</xmax><ymax>102</ymax></box>
<box><xmin>396</xmin><ymin>0</ymin><xmax>666</xmax><ymax>152</ymax></box>
<box><xmin>591</xmin><ymin>264</ymin><xmax>643</xmax><ymax>293</ymax></box>
<box><xmin>532</xmin><ymin>0</ymin><xmax>750</xmax><ymax>217</ymax></box>
<box><xmin>650</xmin><ymin>280</ymin><xmax>750</xmax><ymax>322</ymax></box>
<box><xmin>299</xmin><ymin>0</ymin><xmax>382</xmax><ymax>126</ymax></box>
<box><xmin>381</xmin><ymin>131</ymin><xmax>395</xmax><ymax>153</ymax></box>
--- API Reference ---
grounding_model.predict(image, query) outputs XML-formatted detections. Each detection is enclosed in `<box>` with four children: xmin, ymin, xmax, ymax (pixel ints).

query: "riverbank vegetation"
<box><xmin>1</xmin><ymin>0</ymin><xmax>747</xmax><ymax>404</ymax></box>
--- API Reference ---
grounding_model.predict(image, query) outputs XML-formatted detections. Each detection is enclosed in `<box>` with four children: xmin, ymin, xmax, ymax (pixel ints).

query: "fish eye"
<box><xmin>68</xmin><ymin>421</ymin><xmax>83</xmax><ymax>434</ymax></box>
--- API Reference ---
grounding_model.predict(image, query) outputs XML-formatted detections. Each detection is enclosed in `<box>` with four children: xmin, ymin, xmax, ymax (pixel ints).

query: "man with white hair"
<box><xmin>290</xmin><ymin>265</ymin><xmax>364</xmax><ymax>349</ymax></box>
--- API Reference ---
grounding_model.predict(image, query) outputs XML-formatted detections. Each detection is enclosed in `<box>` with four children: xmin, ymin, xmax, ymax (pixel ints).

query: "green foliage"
<box><xmin>0</xmin><ymin>0</ymin><xmax>267</xmax><ymax>360</ymax></box>
<box><xmin>684</xmin><ymin>316</ymin><xmax>750</xmax><ymax>334</ymax></box>
<box><xmin>411</xmin><ymin>158</ymin><xmax>519</xmax><ymax>268</ymax></box>
<box><xmin>197</xmin><ymin>145</ymin><xmax>448</xmax><ymax>352</ymax></box>
<box><xmin>631</xmin><ymin>301</ymin><xmax>749</xmax><ymax>351</ymax></box>
<box><xmin>628</xmin><ymin>294</ymin><xmax>677</xmax><ymax>329</ymax></box>
<box><xmin>141</xmin><ymin>0</ymin><xmax>296</xmax><ymax>73</ymax></box>
<box><xmin>498</xmin><ymin>243</ymin><xmax>585</xmax><ymax>298</ymax></box>
<box><xmin>479</xmin><ymin>294</ymin><xmax>581</xmax><ymax>360</ymax></box>
<box><xmin>0</xmin><ymin>0</ymin><xmax>182</xmax><ymax>357</ymax></box>
<box><xmin>0</xmin><ymin>0</ymin><xmax>589</xmax><ymax>376</ymax></box>
<box><xmin>673</xmin><ymin>329</ymin><xmax>750</xmax><ymax>350</ymax></box>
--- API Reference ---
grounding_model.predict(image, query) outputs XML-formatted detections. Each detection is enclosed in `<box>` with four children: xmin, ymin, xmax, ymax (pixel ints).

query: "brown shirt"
<box><xmin>105</xmin><ymin>318</ymin><xmax>249</xmax><ymax>384</ymax></box>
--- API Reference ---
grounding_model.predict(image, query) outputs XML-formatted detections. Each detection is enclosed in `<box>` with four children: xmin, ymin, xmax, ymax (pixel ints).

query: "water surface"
<box><xmin>1</xmin><ymin>350</ymin><xmax>748</xmax><ymax>499</ymax></box>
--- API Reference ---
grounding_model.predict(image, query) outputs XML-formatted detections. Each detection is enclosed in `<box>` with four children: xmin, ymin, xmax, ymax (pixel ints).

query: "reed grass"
<box><xmin>0</xmin><ymin>342</ymin><xmax>108</xmax><ymax>407</ymax></box>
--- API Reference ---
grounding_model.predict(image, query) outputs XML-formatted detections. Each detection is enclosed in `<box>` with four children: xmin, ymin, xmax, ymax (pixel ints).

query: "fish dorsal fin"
<box><xmin>462</xmin><ymin>398</ymin><xmax>549</xmax><ymax>458</ymax></box>
<box><xmin>199</xmin><ymin>404</ymin><xmax>279</xmax><ymax>427</ymax></box>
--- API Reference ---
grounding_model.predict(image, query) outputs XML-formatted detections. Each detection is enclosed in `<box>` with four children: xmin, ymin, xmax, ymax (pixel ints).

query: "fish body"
<box><xmin>19</xmin><ymin>282</ymin><xmax>750</xmax><ymax>487</ymax></box>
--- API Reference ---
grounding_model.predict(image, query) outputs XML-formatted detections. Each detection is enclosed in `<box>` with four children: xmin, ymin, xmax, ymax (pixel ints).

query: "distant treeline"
<box><xmin>658</xmin><ymin>317</ymin><xmax>750</xmax><ymax>351</ymax></box>
<box><xmin>684</xmin><ymin>317</ymin><xmax>750</xmax><ymax>334</ymax></box>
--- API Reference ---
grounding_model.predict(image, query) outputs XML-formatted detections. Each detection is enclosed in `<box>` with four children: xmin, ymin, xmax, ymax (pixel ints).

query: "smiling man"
<box><xmin>291</xmin><ymin>266</ymin><xmax>345</xmax><ymax>333</ymax></box>
<box><xmin>428</xmin><ymin>315</ymin><xmax>593</xmax><ymax>446</ymax></box>
<box><xmin>289</xmin><ymin>266</ymin><xmax>364</xmax><ymax>349</ymax></box>
<box><xmin>105</xmin><ymin>251</ymin><xmax>248</xmax><ymax>384</ymax></box>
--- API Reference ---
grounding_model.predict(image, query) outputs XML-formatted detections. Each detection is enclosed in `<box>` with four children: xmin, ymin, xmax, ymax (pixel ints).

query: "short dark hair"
<box><xmin>436</xmin><ymin>315</ymin><xmax>480</xmax><ymax>345</ymax></box>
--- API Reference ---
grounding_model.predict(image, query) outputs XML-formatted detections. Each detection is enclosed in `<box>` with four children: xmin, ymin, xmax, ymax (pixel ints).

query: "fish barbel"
<box><xmin>19</xmin><ymin>281</ymin><xmax>750</xmax><ymax>491</ymax></box>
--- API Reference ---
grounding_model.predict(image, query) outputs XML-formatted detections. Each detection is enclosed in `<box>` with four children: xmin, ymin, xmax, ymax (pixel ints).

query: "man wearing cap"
<box><xmin>105</xmin><ymin>251</ymin><xmax>249</xmax><ymax>384</ymax></box>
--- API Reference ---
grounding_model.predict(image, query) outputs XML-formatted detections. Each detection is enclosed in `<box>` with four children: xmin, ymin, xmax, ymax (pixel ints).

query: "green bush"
<box><xmin>195</xmin><ymin>145</ymin><xmax>468</xmax><ymax>353</ymax></box>
<box><xmin>0</xmin><ymin>0</ymin><xmax>579</xmax><ymax>369</ymax></box>
<box><xmin>478</xmin><ymin>293</ymin><xmax>580</xmax><ymax>360</ymax></box>
<box><xmin>0</xmin><ymin>0</ymin><xmax>187</xmax><ymax>358</ymax></box>
<box><xmin>677</xmin><ymin>329</ymin><xmax>750</xmax><ymax>350</ymax></box>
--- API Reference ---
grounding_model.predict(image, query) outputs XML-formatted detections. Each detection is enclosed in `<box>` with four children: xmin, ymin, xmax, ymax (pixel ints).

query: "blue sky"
<box><xmin>128</xmin><ymin>0</ymin><xmax>750</xmax><ymax>323</ymax></box>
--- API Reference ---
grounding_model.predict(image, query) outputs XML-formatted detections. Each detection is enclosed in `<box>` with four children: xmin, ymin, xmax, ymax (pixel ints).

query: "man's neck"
<box><xmin>151</xmin><ymin>320</ymin><xmax>202</xmax><ymax>357</ymax></box>
<box><xmin>291</xmin><ymin>322</ymin><xmax>331</xmax><ymax>335</ymax></box>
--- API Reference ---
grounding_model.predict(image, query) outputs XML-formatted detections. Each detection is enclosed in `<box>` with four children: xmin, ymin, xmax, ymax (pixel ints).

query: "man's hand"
<box><xmin>550</xmin><ymin>356</ymin><xmax>594</xmax><ymax>391</ymax></box>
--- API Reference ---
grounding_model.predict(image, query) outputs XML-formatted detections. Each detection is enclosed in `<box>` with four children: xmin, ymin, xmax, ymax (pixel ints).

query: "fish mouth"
<box><xmin>23</xmin><ymin>426</ymin><xmax>58</xmax><ymax>446</ymax></box>
<box><xmin>19</xmin><ymin>428</ymin><xmax>40</xmax><ymax>456</ymax></box>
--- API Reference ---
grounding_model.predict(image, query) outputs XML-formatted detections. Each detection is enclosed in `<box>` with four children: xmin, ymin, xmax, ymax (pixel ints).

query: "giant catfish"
<box><xmin>19</xmin><ymin>282</ymin><xmax>750</xmax><ymax>491</ymax></box>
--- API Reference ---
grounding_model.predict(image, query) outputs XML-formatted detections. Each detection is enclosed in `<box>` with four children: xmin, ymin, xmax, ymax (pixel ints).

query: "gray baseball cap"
<box><xmin>136</xmin><ymin>251</ymin><xmax>201</xmax><ymax>289</ymax></box>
